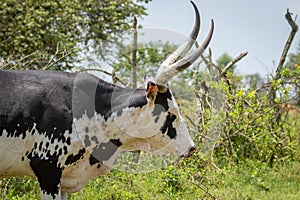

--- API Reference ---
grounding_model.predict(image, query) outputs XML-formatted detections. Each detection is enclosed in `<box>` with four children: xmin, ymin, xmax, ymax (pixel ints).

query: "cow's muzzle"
<box><xmin>181</xmin><ymin>145</ymin><xmax>196</xmax><ymax>158</ymax></box>
<box><xmin>187</xmin><ymin>146</ymin><xmax>196</xmax><ymax>157</ymax></box>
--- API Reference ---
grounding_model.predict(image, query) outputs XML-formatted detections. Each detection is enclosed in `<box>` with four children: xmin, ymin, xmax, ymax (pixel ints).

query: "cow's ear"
<box><xmin>146</xmin><ymin>81</ymin><xmax>158</xmax><ymax>101</ymax></box>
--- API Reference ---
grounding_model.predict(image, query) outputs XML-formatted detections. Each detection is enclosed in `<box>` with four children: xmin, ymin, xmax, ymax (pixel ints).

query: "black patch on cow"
<box><xmin>152</xmin><ymin>89</ymin><xmax>177</xmax><ymax>139</ymax></box>
<box><xmin>85</xmin><ymin>127</ymin><xmax>89</xmax><ymax>133</ymax></box>
<box><xmin>65</xmin><ymin>148</ymin><xmax>86</xmax><ymax>166</ymax></box>
<box><xmin>152</xmin><ymin>89</ymin><xmax>172</xmax><ymax>117</ymax></box>
<box><xmin>66</xmin><ymin>137</ymin><xmax>71</xmax><ymax>145</ymax></box>
<box><xmin>89</xmin><ymin>139</ymin><xmax>122</xmax><ymax>166</ymax></box>
<box><xmin>58</xmin><ymin>148</ymin><xmax>62</xmax><ymax>156</ymax></box>
<box><xmin>84</xmin><ymin>135</ymin><xmax>91</xmax><ymax>147</ymax></box>
<box><xmin>63</xmin><ymin>146</ymin><xmax>68</xmax><ymax>155</ymax></box>
<box><xmin>161</xmin><ymin>113</ymin><xmax>177</xmax><ymax>139</ymax></box>
<box><xmin>29</xmin><ymin>156</ymin><xmax>62</xmax><ymax>199</ymax></box>
<box><xmin>91</xmin><ymin>136</ymin><xmax>99</xmax><ymax>144</ymax></box>
<box><xmin>39</xmin><ymin>142</ymin><xmax>43</xmax><ymax>151</ymax></box>
<box><xmin>94</xmin><ymin>80</ymin><xmax>147</xmax><ymax>121</ymax></box>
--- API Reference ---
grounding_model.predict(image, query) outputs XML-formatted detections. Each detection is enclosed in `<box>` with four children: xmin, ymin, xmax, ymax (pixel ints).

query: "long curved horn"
<box><xmin>160</xmin><ymin>1</ymin><xmax>200</xmax><ymax>67</ymax></box>
<box><xmin>156</xmin><ymin>20</ymin><xmax>214</xmax><ymax>86</ymax></box>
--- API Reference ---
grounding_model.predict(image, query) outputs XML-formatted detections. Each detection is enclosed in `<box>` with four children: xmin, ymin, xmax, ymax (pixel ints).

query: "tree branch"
<box><xmin>274</xmin><ymin>9</ymin><xmax>298</xmax><ymax>80</ymax></box>
<box><xmin>131</xmin><ymin>16</ymin><xmax>138</xmax><ymax>89</ymax></box>
<box><xmin>269</xmin><ymin>9</ymin><xmax>298</xmax><ymax>103</ymax></box>
<box><xmin>220</xmin><ymin>51</ymin><xmax>248</xmax><ymax>77</ymax></box>
<box><xmin>75</xmin><ymin>68</ymin><xmax>126</xmax><ymax>86</ymax></box>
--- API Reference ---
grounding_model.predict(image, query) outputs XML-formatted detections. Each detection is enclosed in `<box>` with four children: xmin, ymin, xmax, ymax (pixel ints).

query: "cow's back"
<box><xmin>0</xmin><ymin>70</ymin><xmax>75</xmax><ymax>177</ymax></box>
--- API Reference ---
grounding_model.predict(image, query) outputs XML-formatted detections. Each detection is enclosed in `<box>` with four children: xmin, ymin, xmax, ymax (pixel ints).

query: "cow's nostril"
<box><xmin>187</xmin><ymin>146</ymin><xmax>196</xmax><ymax>157</ymax></box>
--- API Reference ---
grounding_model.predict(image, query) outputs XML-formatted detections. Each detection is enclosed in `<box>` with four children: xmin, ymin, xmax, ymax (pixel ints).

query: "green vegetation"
<box><xmin>1</xmin><ymin>158</ymin><xmax>300</xmax><ymax>199</ymax></box>
<box><xmin>0</xmin><ymin>0</ymin><xmax>150</xmax><ymax>70</ymax></box>
<box><xmin>72</xmin><ymin>160</ymin><xmax>300</xmax><ymax>200</ymax></box>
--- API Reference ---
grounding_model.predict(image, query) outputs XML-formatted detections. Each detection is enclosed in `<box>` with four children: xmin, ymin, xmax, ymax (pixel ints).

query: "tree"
<box><xmin>0</xmin><ymin>0</ymin><xmax>150</xmax><ymax>70</ymax></box>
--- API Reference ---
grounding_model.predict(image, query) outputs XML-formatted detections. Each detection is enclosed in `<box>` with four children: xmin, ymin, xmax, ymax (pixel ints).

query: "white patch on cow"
<box><xmin>41</xmin><ymin>186</ymin><xmax>61</xmax><ymax>200</ymax></box>
<box><xmin>0</xmin><ymin>130</ymin><xmax>31</xmax><ymax>177</ymax></box>
<box><xmin>72</xmin><ymin>102</ymin><xmax>168</xmax><ymax>154</ymax></box>
<box><xmin>161</xmin><ymin>94</ymin><xmax>195</xmax><ymax>156</ymax></box>
<box><xmin>0</xmin><ymin>121</ymin><xmax>85</xmax><ymax>178</ymax></box>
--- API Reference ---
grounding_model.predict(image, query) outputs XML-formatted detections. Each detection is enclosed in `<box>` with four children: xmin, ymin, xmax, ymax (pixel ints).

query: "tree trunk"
<box><xmin>131</xmin><ymin>16</ymin><xmax>138</xmax><ymax>89</ymax></box>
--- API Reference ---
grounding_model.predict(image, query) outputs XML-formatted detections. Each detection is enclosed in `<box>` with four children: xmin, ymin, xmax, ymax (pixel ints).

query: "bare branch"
<box><xmin>220</xmin><ymin>51</ymin><xmax>248</xmax><ymax>77</ymax></box>
<box><xmin>75</xmin><ymin>68</ymin><xmax>126</xmax><ymax>86</ymax></box>
<box><xmin>111</xmin><ymin>69</ymin><xmax>117</xmax><ymax>84</ymax></box>
<box><xmin>274</xmin><ymin>9</ymin><xmax>298</xmax><ymax>81</ymax></box>
<box><xmin>286</xmin><ymin>9</ymin><xmax>298</xmax><ymax>32</ymax></box>
<box><xmin>43</xmin><ymin>48</ymin><xmax>80</xmax><ymax>70</ymax></box>
<box><xmin>186</xmin><ymin>114</ymin><xmax>196</xmax><ymax>127</ymax></box>
<box><xmin>269</xmin><ymin>9</ymin><xmax>298</xmax><ymax>103</ymax></box>
<box><xmin>44</xmin><ymin>43</ymin><xmax>61</xmax><ymax>70</ymax></box>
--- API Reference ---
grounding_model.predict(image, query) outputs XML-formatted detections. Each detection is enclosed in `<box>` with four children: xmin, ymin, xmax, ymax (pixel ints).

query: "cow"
<box><xmin>0</xmin><ymin>1</ymin><xmax>213</xmax><ymax>200</ymax></box>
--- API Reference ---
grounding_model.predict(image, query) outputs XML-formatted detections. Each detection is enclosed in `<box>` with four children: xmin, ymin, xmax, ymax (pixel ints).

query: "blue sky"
<box><xmin>138</xmin><ymin>0</ymin><xmax>300</xmax><ymax>76</ymax></box>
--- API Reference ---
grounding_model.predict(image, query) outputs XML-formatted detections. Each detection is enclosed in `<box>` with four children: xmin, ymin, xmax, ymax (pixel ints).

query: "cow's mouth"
<box><xmin>179</xmin><ymin>145</ymin><xmax>196</xmax><ymax>158</ymax></box>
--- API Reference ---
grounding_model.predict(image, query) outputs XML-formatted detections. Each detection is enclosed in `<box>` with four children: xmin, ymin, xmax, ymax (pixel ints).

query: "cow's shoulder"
<box><xmin>0</xmin><ymin>70</ymin><xmax>77</xmax><ymax>140</ymax></box>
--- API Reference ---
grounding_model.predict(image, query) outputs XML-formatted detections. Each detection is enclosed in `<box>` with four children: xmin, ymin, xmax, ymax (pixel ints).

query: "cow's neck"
<box><xmin>76</xmin><ymin>79</ymin><xmax>171</xmax><ymax>164</ymax></box>
<box><xmin>94</xmin><ymin>79</ymin><xmax>148</xmax><ymax>120</ymax></box>
<box><xmin>73</xmin><ymin>79</ymin><xmax>168</xmax><ymax>167</ymax></box>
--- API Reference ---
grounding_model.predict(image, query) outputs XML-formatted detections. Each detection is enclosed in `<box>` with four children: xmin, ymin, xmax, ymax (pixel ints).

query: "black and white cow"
<box><xmin>0</xmin><ymin>2</ymin><xmax>213</xmax><ymax>199</ymax></box>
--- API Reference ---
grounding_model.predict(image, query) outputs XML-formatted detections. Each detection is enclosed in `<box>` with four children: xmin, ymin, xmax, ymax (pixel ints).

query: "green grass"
<box><xmin>210</xmin><ymin>161</ymin><xmax>300</xmax><ymax>200</ymax></box>
<box><xmin>67</xmin><ymin>160</ymin><xmax>300</xmax><ymax>200</ymax></box>
<box><xmin>1</xmin><ymin>160</ymin><xmax>299</xmax><ymax>199</ymax></box>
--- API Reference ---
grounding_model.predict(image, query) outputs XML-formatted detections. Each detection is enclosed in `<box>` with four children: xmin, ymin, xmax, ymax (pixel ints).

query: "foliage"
<box><xmin>181</xmin><ymin>46</ymin><xmax>300</xmax><ymax>170</ymax></box>
<box><xmin>208</xmin><ymin>160</ymin><xmax>300</xmax><ymax>199</ymax></box>
<box><xmin>0</xmin><ymin>0</ymin><xmax>150</xmax><ymax>70</ymax></box>
<box><xmin>0</xmin><ymin>177</ymin><xmax>39</xmax><ymax>200</ymax></box>
<box><xmin>220</xmin><ymin>87</ymin><xmax>296</xmax><ymax>166</ymax></box>
<box><xmin>1</xmin><ymin>159</ymin><xmax>300</xmax><ymax>199</ymax></box>
<box><xmin>191</xmin><ymin>68</ymin><xmax>299</xmax><ymax>169</ymax></box>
